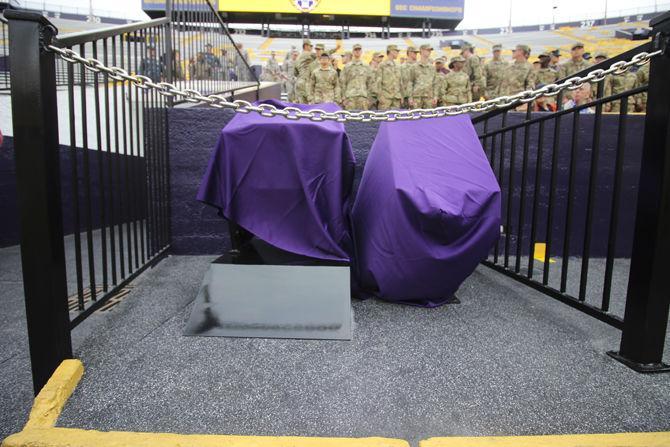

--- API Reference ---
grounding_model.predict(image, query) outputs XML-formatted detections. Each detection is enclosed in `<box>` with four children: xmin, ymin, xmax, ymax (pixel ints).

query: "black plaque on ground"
<box><xmin>184</xmin><ymin>263</ymin><xmax>352</xmax><ymax>340</ymax></box>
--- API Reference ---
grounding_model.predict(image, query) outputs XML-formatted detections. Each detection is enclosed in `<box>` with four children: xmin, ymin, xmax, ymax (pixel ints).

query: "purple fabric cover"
<box><xmin>351</xmin><ymin>115</ymin><xmax>501</xmax><ymax>307</ymax></box>
<box><xmin>197</xmin><ymin>99</ymin><xmax>355</xmax><ymax>262</ymax></box>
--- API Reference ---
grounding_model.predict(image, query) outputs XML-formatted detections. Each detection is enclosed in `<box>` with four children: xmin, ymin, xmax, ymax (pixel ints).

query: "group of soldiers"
<box><xmin>261</xmin><ymin>39</ymin><xmax>649</xmax><ymax>112</ymax></box>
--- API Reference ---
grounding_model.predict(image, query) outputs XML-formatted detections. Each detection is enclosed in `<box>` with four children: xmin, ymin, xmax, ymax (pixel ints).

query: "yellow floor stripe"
<box><xmin>23</xmin><ymin>360</ymin><xmax>84</xmax><ymax>430</ymax></box>
<box><xmin>533</xmin><ymin>242</ymin><xmax>556</xmax><ymax>264</ymax></box>
<box><xmin>259</xmin><ymin>37</ymin><xmax>274</xmax><ymax>51</ymax></box>
<box><xmin>420</xmin><ymin>432</ymin><xmax>670</xmax><ymax>447</ymax></box>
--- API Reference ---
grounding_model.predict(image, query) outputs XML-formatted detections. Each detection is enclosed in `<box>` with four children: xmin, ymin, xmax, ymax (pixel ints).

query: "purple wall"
<box><xmin>168</xmin><ymin>109</ymin><xmax>646</xmax><ymax>258</ymax></box>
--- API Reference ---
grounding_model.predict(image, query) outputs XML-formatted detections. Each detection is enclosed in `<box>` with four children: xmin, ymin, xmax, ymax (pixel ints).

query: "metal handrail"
<box><xmin>54</xmin><ymin>17</ymin><xmax>170</xmax><ymax>46</ymax></box>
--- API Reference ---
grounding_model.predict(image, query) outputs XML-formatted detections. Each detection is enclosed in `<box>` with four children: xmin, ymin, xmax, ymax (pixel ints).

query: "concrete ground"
<box><xmin>1</xmin><ymin>248</ymin><xmax>669</xmax><ymax>446</ymax></box>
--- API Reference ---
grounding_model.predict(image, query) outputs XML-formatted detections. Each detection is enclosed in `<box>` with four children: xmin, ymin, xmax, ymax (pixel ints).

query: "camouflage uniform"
<box><xmin>284</xmin><ymin>56</ymin><xmax>297</xmax><ymax>102</ymax></box>
<box><xmin>557</xmin><ymin>52</ymin><xmax>591</xmax><ymax>102</ymax></box>
<box><xmin>340</xmin><ymin>59</ymin><xmax>375</xmax><ymax>110</ymax></box>
<box><xmin>294</xmin><ymin>51</ymin><xmax>316</xmax><ymax>104</ymax></box>
<box><xmin>609</xmin><ymin>71</ymin><xmax>638</xmax><ymax>113</ymax></box>
<box><xmin>308</xmin><ymin>66</ymin><xmax>341</xmax><ymax>104</ymax></box>
<box><xmin>636</xmin><ymin>64</ymin><xmax>649</xmax><ymax>111</ymax></box>
<box><xmin>375</xmin><ymin>46</ymin><xmax>403</xmax><ymax>110</ymax></box>
<box><xmin>409</xmin><ymin>59</ymin><xmax>440</xmax><ymax>108</ymax></box>
<box><xmin>462</xmin><ymin>44</ymin><xmax>486</xmax><ymax>99</ymax></box>
<box><xmin>400</xmin><ymin>47</ymin><xmax>418</xmax><ymax>105</ymax></box>
<box><xmin>483</xmin><ymin>58</ymin><xmax>509</xmax><ymax>100</ymax></box>
<box><xmin>497</xmin><ymin>59</ymin><xmax>537</xmax><ymax>97</ymax></box>
<box><xmin>442</xmin><ymin>57</ymin><xmax>471</xmax><ymax>105</ymax></box>
<box><xmin>536</xmin><ymin>64</ymin><xmax>558</xmax><ymax>106</ymax></box>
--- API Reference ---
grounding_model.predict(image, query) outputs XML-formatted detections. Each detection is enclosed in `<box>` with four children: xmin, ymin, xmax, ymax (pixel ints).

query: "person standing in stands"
<box><xmin>535</xmin><ymin>52</ymin><xmax>558</xmax><ymax>109</ymax></box>
<box><xmin>294</xmin><ymin>39</ymin><xmax>316</xmax><ymax>104</ymax></box>
<box><xmin>234</xmin><ymin>43</ymin><xmax>251</xmax><ymax>81</ymax></box>
<box><xmin>483</xmin><ymin>44</ymin><xmax>508</xmax><ymax>100</ymax></box>
<box><xmin>609</xmin><ymin>68</ymin><xmax>639</xmax><ymax>113</ymax></box>
<box><xmin>400</xmin><ymin>46</ymin><xmax>418</xmax><ymax>107</ymax></box>
<box><xmin>375</xmin><ymin>44</ymin><xmax>403</xmax><ymax>110</ymax></box>
<box><xmin>283</xmin><ymin>50</ymin><xmax>298</xmax><ymax>101</ymax></box>
<box><xmin>549</xmin><ymin>49</ymin><xmax>561</xmax><ymax>71</ymax></box>
<box><xmin>408</xmin><ymin>44</ymin><xmax>440</xmax><ymax>109</ymax></box>
<box><xmin>461</xmin><ymin>43</ymin><xmax>485</xmax><ymax>100</ymax></box>
<box><xmin>497</xmin><ymin>44</ymin><xmax>537</xmax><ymax>110</ymax></box>
<box><xmin>139</xmin><ymin>45</ymin><xmax>163</xmax><ymax>82</ymax></box>
<box><xmin>636</xmin><ymin>63</ymin><xmax>649</xmax><ymax>111</ymax></box>
<box><xmin>340</xmin><ymin>43</ymin><xmax>375</xmax><ymax>110</ymax></box>
<box><xmin>434</xmin><ymin>57</ymin><xmax>449</xmax><ymax>106</ymax></box>
<box><xmin>202</xmin><ymin>43</ymin><xmax>221</xmax><ymax>79</ymax></box>
<box><xmin>442</xmin><ymin>56</ymin><xmax>472</xmax><ymax>106</ymax></box>
<box><xmin>308</xmin><ymin>52</ymin><xmax>341</xmax><ymax>104</ymax></box>
<box><xmin>558</xmin><ymin>43</ymin><xmax>590</xmax><ymax>79</ymax></box>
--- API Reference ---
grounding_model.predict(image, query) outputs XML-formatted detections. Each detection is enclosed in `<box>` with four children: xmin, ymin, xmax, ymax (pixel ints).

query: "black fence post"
<box><xmin>608</xmin><ymin>10</ymin><xmax>670</xmax><ymax>373</ymax></box>
<box><xmin>6</xmin><ymin>10</ymin><xmax>73</xmax><ymax>393</ymax></box>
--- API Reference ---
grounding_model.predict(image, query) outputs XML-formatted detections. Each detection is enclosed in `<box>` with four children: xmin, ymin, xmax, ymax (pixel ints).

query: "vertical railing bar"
<box><xmin>515</xmin><ymin>107</ymin><xmax>532</xmax><ymax>273</ymax></box>
<box><xmin>79</xmin><ymin>43</ymin><xmax>97</xmax><ymax>303</ymax></box>
<box><xmin>67</xmin><ymin>53</ymin><xmax>85</xmax><ymax>311</ymax></box>
<box><xmin>120</xmin><ymin>33</ymin><xmax>132</xmax><ymax>275</ymax></box>
<box><xmin>543</xmin><ymin>90</ymin><xmax>564</xmax><ymax>285</ymax></box>
<box><xmin>560</xmin><ymin>110</ymin><xmax>580</xmax><ymax>293</ymax></box>
<box><xmin>92</xmin><ymin>40</ymin><xmax>108</xmax><ymax>293</ymax></box>
<box><xmin>578</xmin><ymin>81</ymin><xmax>605</xmax><ymax>301</ymax></box>
<box><xmin>133</xmin><ymin>31</ymin><xmax>146</xmax><ymax>265</ymax></box>
<box><xmin>126</xmin><ymin>31</ymin><xmax>139</xmax><ymax>271</ymax></box>
<box><xmin>504</xmin><ymin>128</ymin><xmax>517</xmax><ymax>269</ymax></box>
<box><xmin>602</xmin><ymin>95</ymin><xmax>629</xmax><ymax>313</ymax></box>
<box><xmin>113</xmin><ymin>35</ymin><xmax>126</xmax><ymax>278</ymax></box>
<box><xmin>494</xmin><ymin>111</ymin><xmax>508</xmax><ymax>264</ymax></box>
<box><xmin>103</xmin><ymin>37</ymin><xmax>117</xmax><ymax>286</ymax></box>
<box><xmin>159</xmin><ymin>24</ymin><xmax>169</xmax><ymax>249</ymax></box>
<box><xmin>527</xmin><ymin>120</ymin><xmax>545</xmax><ymax>279</ymax></box>
<box><xmin>150</xmin><ymin>25</ymin><xmax>160</xmax><ymax>254</ymax></box>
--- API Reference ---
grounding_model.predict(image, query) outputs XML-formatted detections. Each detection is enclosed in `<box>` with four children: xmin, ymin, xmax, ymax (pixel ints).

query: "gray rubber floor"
<box><xmin>1</xmin><ymin>250</ymin><xmax>669</xmax><ymax>446</ymax></box>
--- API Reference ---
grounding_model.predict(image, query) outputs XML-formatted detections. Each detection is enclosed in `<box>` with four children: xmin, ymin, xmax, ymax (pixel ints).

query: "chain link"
<box><xmin>47</xmin><ymin>44</ymin><xmax>661</xmax><ymax>122</ymax></box>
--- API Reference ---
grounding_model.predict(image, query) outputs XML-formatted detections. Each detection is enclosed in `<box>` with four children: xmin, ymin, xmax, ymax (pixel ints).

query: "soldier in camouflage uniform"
<box><xmin>308</xmin><ymin>53</ymin><xmax>341</xmax><ymax>104</ymax></box>
<box><xmin>497</xmin><ymin>44</ymin><xmax>537</xmax><ymax>109</ymax></box>
<box><xmin>375</xmin><ymin>44</ymin><xmax>403</xmax><ymax>110</ymax></box>
<box><xmin>442</xmin><ymin>56</ymin><xmax>472</xmax><ymax>106</ymax></box>
<box><xmin>340</xmin><ymin>43</ymin><xmax>375</xmax><ymax>110</ymax></box>
<box><xmin>635</xmin><ymin>63</ymin><xmax>649</xmax><ymax>112</ymax></box>
<box><xmin>401</xmin><ymin>46</ymin><xmax>418</xmax><ymax>107</ymax></box>
<box><xmin>434</xmin><ymin>58</ymin><xmax>449</xmax><ymax>105</ymax></box>
<box><xmin>461</xmin><ymin>43</ymin><xmax>486</xmax><ymax>100</ymax></box>
<box><xmin>549</xmin><ymin>49</ymin><xmax>561</xmax><ymax>71</ymax></box>
<box><xmin>535</xmin><ymin>52</ymin><xmax>558</xmax><ymax>107</ymax></box>
<box><xmin>308</xmin><ymin>43</ymin><xmax>326</xmax><ymax>74</ymax></box>
<box><xmin>557</xmin><ymin>42</ymin><xmax>591</xmax><ymax>102</ymax></box>
<box><xmin>609</xmin><ymin>69</ymin><xmax>638</xmax><ymax>113</ymax></box>
<box><xmin>408</xmin><ymin>44</ymin><xmax>440</xmax><ymax>108</ymax></box>
<box><xmin>284</xmin><ymin>50</ymin><xmax>298</xmax><ymax>102</ymax></box>
<box><xmin>293</xmin><ymin>39</ymin><xmax>316</xmax><ymax>104</ymax></box>
<box><xmin>483</xmin><ymin>44</ymin><xmax>508</xmax><ymax>100</ymax></box>
<box><xmin>592</xmin><ymin>52</ymin><xmax>613</xmax><ymax>106</ymax></box>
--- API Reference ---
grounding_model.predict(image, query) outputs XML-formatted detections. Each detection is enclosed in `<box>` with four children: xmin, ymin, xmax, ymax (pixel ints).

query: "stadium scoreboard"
<box><xmin>143</xmin><ymin>0</ymin><xmax>464</xmax><ymax>27</ymax></box>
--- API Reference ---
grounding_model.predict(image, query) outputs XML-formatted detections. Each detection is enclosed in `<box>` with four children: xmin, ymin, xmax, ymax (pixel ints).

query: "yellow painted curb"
<box><xmin>2</xmin><ymin>428</ymin><xmax>409</xmax><ymax>447</ymax></box>
<box><xmin>24</xmin><ymin>359</ymin><xmax>84</xmax><ymax>430</ymax></box>
<box><xmin>420</xmin><ymin>432</ymin><xmax>670</xmax><ymax>447</ymax></box>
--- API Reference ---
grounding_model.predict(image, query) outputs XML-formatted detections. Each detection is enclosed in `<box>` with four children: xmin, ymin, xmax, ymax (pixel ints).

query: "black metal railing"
<box><xmin>0</xmin><ymin>13</ymin><xmax>8</xmax><ymax>90</ymax></box>
<box><xmin>6</xmin><ymin>0</ymin><xmax>259</xmax><ymax>393</ymax></box>
<box><xmin>472</xmin><ymin>11</ymin><xmax>670</xmax><ymax>373</ymax></box>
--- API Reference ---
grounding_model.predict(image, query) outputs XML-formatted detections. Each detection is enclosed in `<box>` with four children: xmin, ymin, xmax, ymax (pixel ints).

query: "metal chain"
<box><xmin>47</xmin><ymin>44</ymin><xmax>661</xmax><ymax>123</ymax></box>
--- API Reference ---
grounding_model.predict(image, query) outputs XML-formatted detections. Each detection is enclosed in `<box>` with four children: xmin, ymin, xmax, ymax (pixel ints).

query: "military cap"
<box><xmin>538</xmin><ymin>52</ymin><xmax>550</xmax><ymax>58</ymax></box>
<box><xmin>594</xmin><ymin>51</ymin><xmax>608</xmax><ymax>59</ymax></box>
<box><xmin>315</xmin><ymin>43</ymin><xmax>325</xmax><ymax>50</ymax></box>
<box><xmin>435</xmin><ymin>57</ymin><xmax>445</xmax><ymax>64</ymax></box>
<box><xmin>353</xmin><ymin>43</ymin><xmax>362</xmax><ymax>50</ymax></box>
<box><xmin>406</xmin><ymin>46</ymin><xmax>417</xmax><ymax>53</ymax></box>
<box><xmin>387</xmin><ymin>44</ymin><xmax>399</xmax><ymax>52</ymax></box>
<box><xmin>302</xmin><ymin>38</ymin><xmax>312</xmax><ymax>47</ymax></box>
<box><xmin>571</xmin><ymin>42</ymin><xmax>585</xmax><ymax>50</ymax></box>
<box><xmin>420</xmin><ymin>44</ymin><xmax>433</xmax><ymax>51</ymax></box>
<box><xmin>450</xmin><ymin>55</ymin><xmax>465</xmax><ymax>64</ymax></box>
<box><xmin>461</xmin><ymin>43</ymin><xmax>474</xmax><ymax>51</ymax></box>
<box><xmin>372</xmin><ymin>51</ymin><xmax>383</xmax><ymax>58</ymax></box>
<box><xmin>492</xmin><ymin>44</ymin><xmax>502</xmax><ymax>51</ymax></box>
<box><xmin>551</xmin><ymin>49</ymin><xmax>561</xmax><ymax>56</ymax></box>
<box><xmin>516</xmin><ymin>44</ymin><xmax>531</xmax><ymax>55</ymax></box>
<box><xmin>343</xmin><ymin>51</ymin><xmax>352</xmax><ymax>57</ymax></box>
